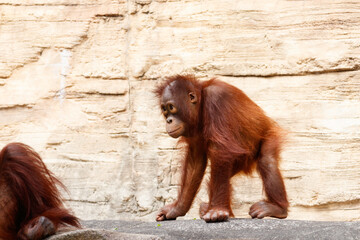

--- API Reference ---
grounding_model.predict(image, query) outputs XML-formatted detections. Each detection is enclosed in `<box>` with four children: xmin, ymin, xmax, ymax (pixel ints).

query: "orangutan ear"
<box><xmin>188</xmin><ymin>92</ymin><xmax>197</xmax><ymax>104</ymax></box>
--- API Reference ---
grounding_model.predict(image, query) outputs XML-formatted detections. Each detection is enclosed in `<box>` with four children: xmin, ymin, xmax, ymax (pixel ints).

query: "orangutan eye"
<box><xmin>168</xmin><ymin>103</ymin><xmax>177</xmax><ymax>114</ymax></box>
<box><xmin>161</xmin><ymin>105</ymin><xmax>166</xmax><ymax>112</ymax></box>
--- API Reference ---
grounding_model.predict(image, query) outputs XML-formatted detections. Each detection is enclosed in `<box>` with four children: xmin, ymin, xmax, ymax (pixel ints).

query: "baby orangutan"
<box><xmin>155</xmin><ymin>75</ymin><xmax>288</xmax><ymax>222</ymax></box>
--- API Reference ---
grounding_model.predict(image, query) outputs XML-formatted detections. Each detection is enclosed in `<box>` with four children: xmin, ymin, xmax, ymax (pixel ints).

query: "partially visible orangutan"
<box><xmin>0</xmin><ymin>142</ymin><xmax>80</xmax><ymax>240</ymax></box>
<box><xmin>155</xmin><ymin>75</ymin><xmax>288</xmax><ymax>222</ymax></box>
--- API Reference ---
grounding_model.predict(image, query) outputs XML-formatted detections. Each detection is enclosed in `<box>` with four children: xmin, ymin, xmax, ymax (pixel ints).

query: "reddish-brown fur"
<box><xmin>155</xmin><ymin>75</ymin><xmax>288</xmax><ymax>222</ymax></box>
<box><xmin>0</xmin><ymin>142</ymin><xmax>80</xmax><ymax>240</ymax></box>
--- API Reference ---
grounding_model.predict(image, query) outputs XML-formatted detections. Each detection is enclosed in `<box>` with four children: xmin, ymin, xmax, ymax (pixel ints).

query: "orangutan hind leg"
<box><xmin>249</xmin><ymin>137</ymin><xmax>288</xmax><ymax>219</ymax></box>
<box><xmin>249</xmin><ymin>200</ymin><xmax>287</xmax><ymax>219</ymax></box>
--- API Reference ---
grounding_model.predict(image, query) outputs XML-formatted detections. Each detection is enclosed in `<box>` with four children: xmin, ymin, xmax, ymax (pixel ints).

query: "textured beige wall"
<box><xmin>0</xmin><ymin>0</ymin><xmax>359</xmax><ymax>221</ymax></box>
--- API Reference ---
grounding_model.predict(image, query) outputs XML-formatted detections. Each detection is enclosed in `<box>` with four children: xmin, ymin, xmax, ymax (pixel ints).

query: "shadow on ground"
<box><xmin>47</xmin><ymin>219</ymin><xmax>360</xmax><ymax>240</ymax></box>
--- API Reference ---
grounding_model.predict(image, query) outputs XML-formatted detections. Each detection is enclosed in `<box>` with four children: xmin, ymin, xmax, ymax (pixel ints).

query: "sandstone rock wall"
<box><xmin>0</xmin><ymin>0</ymin><xmax>359</xmax><ymax>221</ymax></box>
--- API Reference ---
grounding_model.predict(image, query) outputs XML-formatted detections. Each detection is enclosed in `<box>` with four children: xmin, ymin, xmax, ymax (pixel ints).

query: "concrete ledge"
<box><xmin>47</xmin><ymin>229</ymin><xmax>161</xmax><ymax>240</ymax></box>
<box><xmin>47</xmin><ymin>219</ymin><xmax>360</xmax><ymax>240</ymax></box>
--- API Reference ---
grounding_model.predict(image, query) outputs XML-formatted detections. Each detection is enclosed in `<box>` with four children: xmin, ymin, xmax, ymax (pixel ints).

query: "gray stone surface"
<box><xmin>51</xmin><ymin>219</ymin><xmax>360</xmax><ymax>240</ymax></box>
<box><xmin>48</xmin><ymin>229</ymin><xmax>161</xmax><ymax>240</ymax></box>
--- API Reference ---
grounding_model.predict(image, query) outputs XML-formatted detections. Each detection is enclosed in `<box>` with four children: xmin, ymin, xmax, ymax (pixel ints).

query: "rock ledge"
<box><xmin>47</xmin><ymin>219</ymin><xmax>360</xmax><ymax>240</ymax></box>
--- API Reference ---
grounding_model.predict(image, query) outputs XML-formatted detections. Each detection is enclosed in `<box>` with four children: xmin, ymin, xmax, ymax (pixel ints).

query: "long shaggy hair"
<box><xmin>0</xmin><ymin>142</ymin><xmax>80</xmax><ymax>239</ymax></box>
